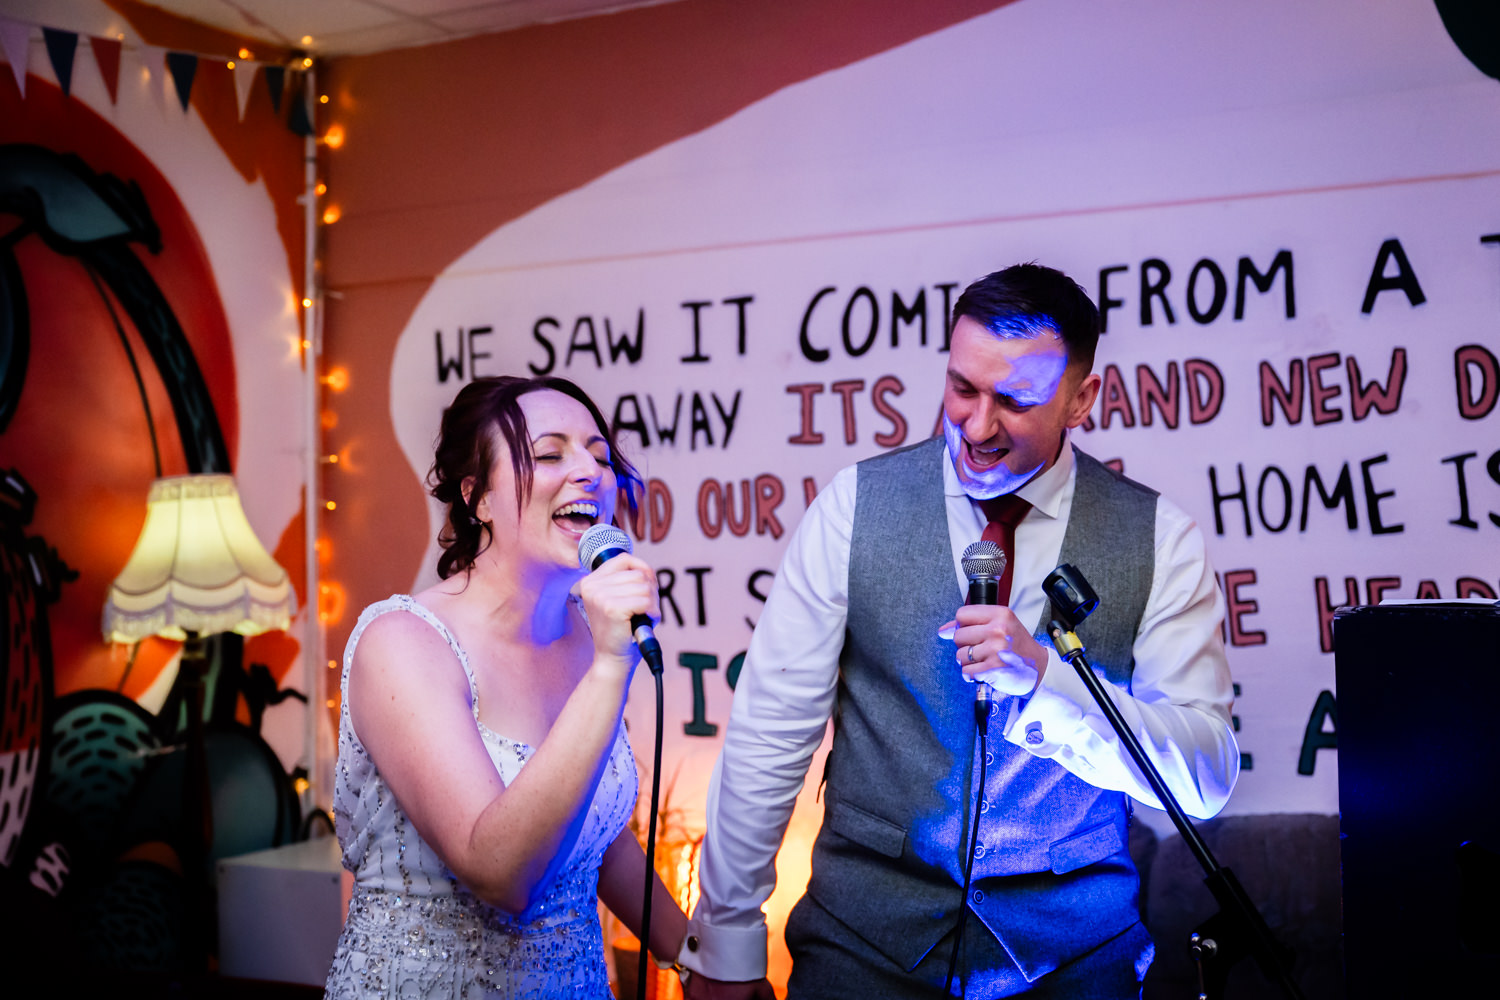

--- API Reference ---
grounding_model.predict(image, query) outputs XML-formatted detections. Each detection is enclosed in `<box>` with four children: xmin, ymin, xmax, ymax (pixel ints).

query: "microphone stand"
<box><xmin>1043</xmin><ymin>565</ymin><xmax>1304</xmax><ymax>1000</ymax></box>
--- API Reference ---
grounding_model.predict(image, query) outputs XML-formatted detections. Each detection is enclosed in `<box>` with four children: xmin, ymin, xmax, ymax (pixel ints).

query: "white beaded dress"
<box><xmin>325</xmin><ymin>595</ymin><xmax>638</xmax><ymax>999</ymax></box>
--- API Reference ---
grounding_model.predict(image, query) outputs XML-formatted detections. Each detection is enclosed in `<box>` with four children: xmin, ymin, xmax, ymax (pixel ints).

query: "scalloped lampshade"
<box><xmin>102</xmin><ymin>474</ymin><xmax>296</xmax><ymax>643</ymax></box>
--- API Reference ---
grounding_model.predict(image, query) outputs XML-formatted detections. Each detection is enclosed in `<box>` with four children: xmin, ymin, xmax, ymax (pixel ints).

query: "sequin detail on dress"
<box><xmin>325</xmin><ymin>595</ymin><xmax>637</xmax><ymax>999</ymax></box>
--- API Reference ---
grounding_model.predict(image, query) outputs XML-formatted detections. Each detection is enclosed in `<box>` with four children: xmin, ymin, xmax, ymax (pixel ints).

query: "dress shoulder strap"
<box><xmin>343</xmin><ymin>595</ymin><xmax>480</xmax><ymax>717</ymax></box>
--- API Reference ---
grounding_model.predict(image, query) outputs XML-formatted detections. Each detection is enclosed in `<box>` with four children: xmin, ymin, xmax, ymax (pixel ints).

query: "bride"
<box><xmin>325</xmin><ymin>375</ymin><xmax>685</xmax><ymax>998</ymax></box>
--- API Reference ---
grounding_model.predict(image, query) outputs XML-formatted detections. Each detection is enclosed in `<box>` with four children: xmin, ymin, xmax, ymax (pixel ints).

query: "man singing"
<box><xmin>680</xmin><ymin>263</ymin><xmax>1239</xmax><ymax>999</ymax></box>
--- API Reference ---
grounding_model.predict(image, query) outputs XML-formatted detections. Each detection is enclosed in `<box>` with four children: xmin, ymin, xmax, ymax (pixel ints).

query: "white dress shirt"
<box><xmin>679</xmin><ymin>436</ymin><xmax>1240</xmax><ymax>982</ymax></box>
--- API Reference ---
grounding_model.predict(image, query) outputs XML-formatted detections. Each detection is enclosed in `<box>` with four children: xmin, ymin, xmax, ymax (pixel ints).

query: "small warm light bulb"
<box><xmin>226</xmin><ymin>61</ymin><xmax>235</xmax><ymax>70</ymax></box>
<box><xmin>325</xmin><ymin>500</ymin><xmax>337</xmax><ymax>511</ymax></box>
<box><xmin>321</xmin><ymin>453</ymin><xmax>340</xmax><ymax>465</ymax></box>
<box><xmin>324</xmin><ymin>124</ymin><xmax>345</xmax><ymax>148</ymax></box>
<box><xmin>319</xmin><ymin>581</ymin><xmax>347</xmax><ymax>625</ymax></box>
<box><xmin>301</xmin><ymin>339</ymin><xmax>312</xmax><ymax>351</ymax></box>
<box><xmin>302</xmin><ymin>56</ymin><xmax>313</xmax><ymax>68</ymax></box>
<box><xmin>325</xmin><ymin>698</ymin><xmax>337</xmax><ymax>708</ymax></box>
<box><xmin>319</xmin><ymin>94</ymin><xmax>329</xmax><ymax>104</ymax></box>
<box><xmin>293</xmin><ymin>776</ymin><xmax>311</xmax><ymax>795</ymax></box>
<box><xmin>239</xmin><ymin>47</ymin><xmax>252</xmax><ymax>60</ymax></box>
<box><xmin>321</xmin><ymin>366</ymin><xmax>350</xmax><ymax>392</ymax></box>
<box><xmin>315</xmin><ymin>181</ymin><xmax>327</xmax><ymax>196</ymax></box>
<box><xmin>322</xmin><ymin>205</ymin><xmax>341</xmax><ymax>225</ymax></box>
<box><xmin>302</xmin><ymin>35</ymin><xmax>314</xmax><ymax>46</ymax></box>
<box><xmin>302</xmin><ymin>297</ymin><xmax>313</xmax><ymax>308</ymax></box>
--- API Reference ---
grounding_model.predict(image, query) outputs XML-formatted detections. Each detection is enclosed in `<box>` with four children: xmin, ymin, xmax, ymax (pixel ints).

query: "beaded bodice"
<box><xmin>325</xmin><ymin>595</ymin><xmax>638</xmax><ymax>999</ymax></box>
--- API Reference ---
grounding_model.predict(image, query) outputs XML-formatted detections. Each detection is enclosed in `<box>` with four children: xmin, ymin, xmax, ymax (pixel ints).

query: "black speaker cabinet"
<box><xmin>1334</xmin><ymin>602</ymin><xmax>1500</xmax><ymax>995</ymax></box>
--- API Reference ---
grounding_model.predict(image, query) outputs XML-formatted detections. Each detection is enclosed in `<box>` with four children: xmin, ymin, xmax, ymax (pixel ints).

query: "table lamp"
<box><xmin>101</xmin><ymin>472</ymin><xmax>296</xmax><ymax>970</ymax></box>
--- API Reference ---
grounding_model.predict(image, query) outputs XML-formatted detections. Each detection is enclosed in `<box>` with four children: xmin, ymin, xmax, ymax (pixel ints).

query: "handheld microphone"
<box><xmin>577</xmin><ymin>523</ymin><xmax>664</xmax><ymax>673</ymax></box>
<box><xmin>961</xmin><ymin>540</ymin><xmax>1006</xmax><ymax>723</ymax></box>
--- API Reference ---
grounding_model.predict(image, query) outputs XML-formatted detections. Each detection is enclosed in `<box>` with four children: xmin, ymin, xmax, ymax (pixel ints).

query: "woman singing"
<box><xmin>325</xmin><ymin>375</ymin><xmax>685</xmax><ymax>998</ymax></box>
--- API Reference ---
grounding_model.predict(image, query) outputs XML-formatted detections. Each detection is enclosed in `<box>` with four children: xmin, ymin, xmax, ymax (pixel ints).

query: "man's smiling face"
<box><xmin>941</xmin><ymin>315</ymin><xmax>1100</xmax><ymax>499</ymax></box>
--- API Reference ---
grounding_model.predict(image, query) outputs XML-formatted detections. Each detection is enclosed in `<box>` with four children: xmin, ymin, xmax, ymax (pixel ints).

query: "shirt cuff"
<box><xmin>1002</xmin><ymin>647</ymin><xmax>1093</xmax><ymax>758</ymax></box>
<box><xmin>676</xmin><ymin>915</ymin><xmax>769</xmax><ymax>982</ymax></box>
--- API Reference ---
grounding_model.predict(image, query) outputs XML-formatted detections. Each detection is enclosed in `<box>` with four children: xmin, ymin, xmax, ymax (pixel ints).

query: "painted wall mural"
<box><xmin>0</xmin><ymin>9</ymin><xmax>310</xmax><ymax>977</ymax></box>
<box><xmin>320</xmin><ymin>0</ymin><xmax>1499</xmax><ymax>991</ymax></box>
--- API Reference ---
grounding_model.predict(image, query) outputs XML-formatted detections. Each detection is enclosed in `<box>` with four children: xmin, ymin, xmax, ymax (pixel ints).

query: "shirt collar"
<box><xmin>942</xmin><ymin>431</ymin><xmax>1075</xmax><ymax>520</ymax></box>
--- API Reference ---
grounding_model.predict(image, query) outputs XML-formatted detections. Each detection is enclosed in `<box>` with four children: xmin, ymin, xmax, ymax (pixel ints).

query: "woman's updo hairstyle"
<box><xmin>428</xmin><ymin>375</ymin><xmax>641</xmax><ymax>580</ymax></box>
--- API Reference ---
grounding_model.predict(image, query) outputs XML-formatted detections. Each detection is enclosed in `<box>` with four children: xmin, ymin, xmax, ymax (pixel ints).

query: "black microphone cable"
<box><xmin>944</xmin><ymin>540</ymin><xmax>1006</xmax><ymax>997</ymax></box>
<box><xmin>577</xmin><ymin>524</ymin><xmax>667</xmax><ymax>1000</ymax></box>
<box><xmin>637</xmin><ymin>654</ymin><xmax>666</xmax><ymax>1000</ymax></box>
<box><xmin>944</xmin><ymin>701</ymin><xmax>991</xmax><ymax>997</ymax></box>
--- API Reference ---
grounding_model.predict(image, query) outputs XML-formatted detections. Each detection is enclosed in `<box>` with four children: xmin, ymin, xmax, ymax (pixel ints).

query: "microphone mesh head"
<box><xmin>961</xmin><ymin>539</ymin><xmax>1006</xmax><ymax>581</ymax></box>
<box><xmin>578</xmin><ymin>523</ymin><xmax>632</xmax><ymax>570</ymax></box>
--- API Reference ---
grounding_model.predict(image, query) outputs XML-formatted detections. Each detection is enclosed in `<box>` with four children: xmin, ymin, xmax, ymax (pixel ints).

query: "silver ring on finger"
<box><xmin>966</xmin><ymin>644</ymin><xmax>976</xmax><ymax>664</ymax></box>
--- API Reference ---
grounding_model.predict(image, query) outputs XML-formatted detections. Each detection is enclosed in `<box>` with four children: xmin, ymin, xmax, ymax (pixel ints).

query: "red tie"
<box><xmin>978</xmin><ymin>493</ymin><xmax>1031</xmax><ymax>605</ymax></box>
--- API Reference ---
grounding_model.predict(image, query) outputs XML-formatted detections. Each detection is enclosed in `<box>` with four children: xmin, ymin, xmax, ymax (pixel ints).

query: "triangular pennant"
<box><xmin>0</xmin><ymin>19</ymin><xmax>29</xmax><ymax>98</ymax></box>
<box><xmin>232</xmin><ymin>60</ymin><xmax>257</xmax><ymax>121</ymax></box>
<box><xmin>137</xmin><ymin>45</ymin><xmax>167</xmax><ymax>114</ymax></box>
<box><xmin>90</xmin><ymin>35</ymin><xmax>122</xmax><ymax>104</ymax></box>
<box><xmin>286</xmin><ymin>70</ymin><xmax>314</xmax><ymax>136</ymax></box>
<box><xmin>42</xmin><ymin>28</ymin><xmax>77</xmax><ymax>97</ymax></box>
<box><xmin>165</xmin><ymin>51</ymin><xmax>196</xmax><ymax>112</ymax></box>
<box><xmin>263</xmin><ymin>64</ymin><xmax>285</xmax><ymax>113</ymax></box>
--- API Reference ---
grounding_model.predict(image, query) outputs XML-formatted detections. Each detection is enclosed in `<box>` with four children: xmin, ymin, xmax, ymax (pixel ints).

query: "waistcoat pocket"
<box><xmin>1047</xmin><ymin>816</ymin><xmax>1127</xmax><ymax>874</ymax></box>
<box><xmin>827</xmin><ymin>799</ymin><xmax>907</xmax><ymax>858</ymax></box>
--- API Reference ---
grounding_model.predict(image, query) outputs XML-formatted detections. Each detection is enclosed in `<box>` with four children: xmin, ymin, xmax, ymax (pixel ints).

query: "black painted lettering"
<box><xmin>1361</xmin><ymin>238</ymin><xmax>1426</xmax><ymax>314</ymax></box>
<box><xmin>1140</xmin><ymin>258</ymin><xmax>1175</xmax><ymax>326</ymax></box>
<box><xmin>680</xmin><ymin>300</ymin><xmax>711</xmax><ymax>363</ymax></box>
<box><xmin>1236</xmin><ymin>250</ymin><xmax>1295</xmax><ymax>320</ymax></box>
<box><xmin>799</xmin><ymin>287</ymin><xmax>836</xmax><ymax>363</ymax></box>
<box><xmin>530</xmin><ymin>317</ymin><xmax>558</xmax><ymax>375</ymax></box>
<box><xmin>1209</xmin><ymin>464</ymin><xmax>1252</xmax><ymax>537</ymax></box>
<box><xmin>1360</xmin><ymin>454</ymin><xmax>1403</xmax><ymax>535</ymax></box>
<box><xmin>566</xmin><ymin>317</ymin><xmax>603</xmax><ymax>368</ymax></box>
<box><xmin>436</xmin><ymin>328</ymin><xmax>465</xmax><ymax>382</ymax></box>
<box><xmin>891</xmin><ymin>288</ymin><xmax>928</xmax><ymax>348</ymax></box>
<box><xmin>1187</xmin><ymin>259</ymin><xmax>1227</xmax><ymax>324</ymax></box>
<box><xmin>842</xmin><ymin>287</ymin><xmax>879</xmax><ymax>357</ymax></box>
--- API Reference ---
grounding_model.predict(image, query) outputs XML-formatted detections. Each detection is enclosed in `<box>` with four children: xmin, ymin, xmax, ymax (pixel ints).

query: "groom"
<box><xmin>679</xmin><ymin>263</ymin><xmax>1239</xmax><ymax>998</ymax></box>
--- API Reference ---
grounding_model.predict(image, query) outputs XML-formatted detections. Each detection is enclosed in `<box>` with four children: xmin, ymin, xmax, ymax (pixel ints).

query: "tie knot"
<box><xmin>979</xmin><ymin>492</ymin><xmax>1030</xmax><ymax>529</ymax></box>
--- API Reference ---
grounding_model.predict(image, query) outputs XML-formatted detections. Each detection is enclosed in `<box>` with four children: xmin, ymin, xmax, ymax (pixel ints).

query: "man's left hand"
<box><xmin>944</xmin><ymin>604</ymin><xmax>1048</xmax><ymax>696</ymax></box>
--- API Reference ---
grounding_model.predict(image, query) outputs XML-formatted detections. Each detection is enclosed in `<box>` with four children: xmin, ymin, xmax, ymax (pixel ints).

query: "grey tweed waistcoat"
<box><xmin>803</xmin><ymin>436</ymin><xmax>1158</xmax><ymax>982</ymax></box>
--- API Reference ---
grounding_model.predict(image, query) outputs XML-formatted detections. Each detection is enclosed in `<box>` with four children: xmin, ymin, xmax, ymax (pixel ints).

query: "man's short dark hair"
<box><xmin>951</xmin><ymin>263</ymin><xmax>1100</xmax><ymax>372</ymax></box>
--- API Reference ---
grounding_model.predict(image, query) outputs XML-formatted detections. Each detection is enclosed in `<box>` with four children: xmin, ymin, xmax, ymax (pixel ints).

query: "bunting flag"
<box><xmin>42</xmin><ymin>28</ymin><xmax>77</xmax><ymax>97</ymax></box>
<box><xmin>264</xmin><ymin>64</ymin><xmax>285</xmax><ymax>113</ymax></box>
<box><xmin>166</xmin><ymin>51</ymin><xmax>196</xmax><ymax>111</ymax></box>
<box><xmin>0</xmin><ymin>18</ymin><xmax>28</xmax><ymax>98</ymax></box>
<box><xmin>3</xmin><ymin>16</ymin><xmax>310</xmax><ymax>135</ymax></box>
<box><xmin>91</xmin><ymin>35</ymin><xmax>122</xmax><ymax>104</ymax></box>
<box><xmin>139</xmin><ymin>44</ymin><xmax>167</xmax><ymax>112</ymax></box>
<box><xmin>232</xmin><ymin>60</ymin><xmax>258</xmax><ymax>121</ymax></box>
<box><xmin>287</xmin><ymin>70</ymin><xmax>314</xmax><ymax>137</ymax></box>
